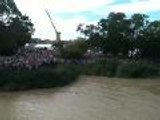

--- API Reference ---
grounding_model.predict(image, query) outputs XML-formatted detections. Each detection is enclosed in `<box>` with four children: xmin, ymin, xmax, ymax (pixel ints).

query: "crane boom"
<box><xmin>45</xmin><ymin>9</ymin><xmax>58</xmax><ymax>33</ymax></box>
<box><xmin>45</xmin><ymin>9</ymin><xmax>61</xmax><ymax>41</ymax></box>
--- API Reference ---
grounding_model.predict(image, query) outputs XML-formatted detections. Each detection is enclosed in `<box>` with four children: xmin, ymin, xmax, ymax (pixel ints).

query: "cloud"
<box><xmin>14</xmin><ymin>0</ymin><xmax>113</xmax><ymax>40</ymax></box>
<box><xmin>15</xmin><ymin>0</ymin><xmax>113</xmax><ymax>14</ymax></box>
<box><xmin>33</xmin><ymin>15</ymin><xmax>95</xmax><ymax>40</ymax></box>
<box><xmin>14</xmin><ymin>0</ymin><xmax>160</xmax><ymax>40</ymax></box>
<box><xmin>97</xmin><ymin>0</ymin><xmax>160</xmax><ymax>15</ymax></box>
<box><xmin>40</xmin><ymin>0</ymin><xmax>113</xmax><ymax>13</ymax></box>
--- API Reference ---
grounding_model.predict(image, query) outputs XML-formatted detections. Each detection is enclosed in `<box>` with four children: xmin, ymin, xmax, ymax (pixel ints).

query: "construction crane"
<box><xmin>45</xmin><ymin>9</ymin><xmax>61</xmax><ymax>42</ymax></box>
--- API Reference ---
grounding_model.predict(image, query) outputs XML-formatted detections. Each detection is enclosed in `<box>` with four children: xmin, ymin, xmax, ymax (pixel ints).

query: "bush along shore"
<box><xmin>0</xmin><ymin>59</ymin><xmax>160</xmax><ymax>91</ymax></box>
<box><xmin>0</xmin><ymin>64</ymin><xmax>80</xmax><ymax>91</ymax></box>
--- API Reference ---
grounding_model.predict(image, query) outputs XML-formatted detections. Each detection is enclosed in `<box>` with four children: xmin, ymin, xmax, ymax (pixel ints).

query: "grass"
<box><xmin>0</xmin><ymin>65</ymin><xmax>78</xmax><ymax>91</ymax></box>
<box><xmin>0</xmin><ymin>59</ymin><xmax>159</xmax><ymax>91</ymax></box>
<box><xmin>116</xmin><ymin>62</ymin><xmax>159</xmax><ymax>78</ymax></box>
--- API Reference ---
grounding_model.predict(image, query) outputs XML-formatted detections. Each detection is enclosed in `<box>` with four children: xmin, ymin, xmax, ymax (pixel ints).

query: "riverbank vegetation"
<box><xmin>0</xmin><ymin>59</ymin><xmax>159</xmax><ymax>91</ymax></box>
<box><xmin>0</xmin><ymin>65</ymin><xmax>78</xmax><ymax>91</ymax></box>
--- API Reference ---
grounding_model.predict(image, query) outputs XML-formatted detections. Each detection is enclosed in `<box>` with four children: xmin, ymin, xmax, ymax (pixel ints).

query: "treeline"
<box><xmin>77</xmin><ymin>12</ymin><xmax>160</xmax><ymax>60</ymax></box>
<box><xmin>0</xmin><ymin>0</ymin><xmax>34</xmax><ymax>55</ymax></box>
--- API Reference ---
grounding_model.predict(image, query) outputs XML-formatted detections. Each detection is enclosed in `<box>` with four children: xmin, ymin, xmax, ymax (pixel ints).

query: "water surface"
<box><xmin>0</xmin><ymin>76</ymin><xmax>160</xmax><ymax>120</ymax></box>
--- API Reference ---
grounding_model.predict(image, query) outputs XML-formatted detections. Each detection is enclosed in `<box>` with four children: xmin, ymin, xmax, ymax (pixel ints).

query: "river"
<box><xmin>0</xmin><ymin>76</ymin><xmax>160</xmax><ymax>120</ymax></box>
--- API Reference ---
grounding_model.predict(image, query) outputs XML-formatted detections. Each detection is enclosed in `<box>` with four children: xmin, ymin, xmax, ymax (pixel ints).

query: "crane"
<box><xmin>45</xmin><ymin>9</ymin><xmax>61</xmax><ymax>42</ymax></box>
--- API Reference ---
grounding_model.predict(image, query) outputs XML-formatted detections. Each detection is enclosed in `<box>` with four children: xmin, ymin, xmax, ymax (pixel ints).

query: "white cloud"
<box><xmin>14</xmin><ymin>0</ymin><xmax>113</xmax><ymax>40</ymax></box>
<box><xmin>13</xmin><ymin>0</ymin><xmax>160</xmax><ymax>40</ymax></box>
<box><xmin>97</xmin><ymin>0</ymin><xmax>160</xmax><ymax>15</ymax></box>
<box><xmin>111</xmin><ymin>0</ymin><xmax>160</xmax><ymax>13</ymax></box>
<box><xmin>40</xmin><ymin>0</ymin><xmax>113</xmax><ymax>13</ymax></box>
<box><xmin>33</xmin><ymin>15</ymin><xmax>94</xmax><ymax>40</ymax></box>
<box><xmin>55</xmin><ymin>16</ymin><xmax>96</xmax><ymax>40</ymax></box>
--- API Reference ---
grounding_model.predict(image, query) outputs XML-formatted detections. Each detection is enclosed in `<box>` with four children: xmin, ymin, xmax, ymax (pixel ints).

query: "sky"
<box><xmin>14</xmin><ymin>0</ymin><xmax>160</xmax><ymax>40</ymax></box>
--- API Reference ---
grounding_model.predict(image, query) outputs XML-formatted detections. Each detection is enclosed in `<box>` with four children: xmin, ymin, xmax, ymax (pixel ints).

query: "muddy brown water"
<box><xmin>0</xmin><ymin>76</ymin><xmax>160</xmax><ymax>120</ymax></box>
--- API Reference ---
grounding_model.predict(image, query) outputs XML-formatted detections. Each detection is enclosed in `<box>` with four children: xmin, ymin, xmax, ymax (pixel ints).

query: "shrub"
<box><xmin>0</xmin><ymin>60</ymin><xmax>160</xmax><ymax>91</ymax></box>
<box><xmin>116</xmin><ymin>62</ymin><xmax>159</xmax><ymax>78</ymax></box>
<box><xmin>81</xmin><ymin>59</ymin><xmax>118</xmax><ymax>77</ymax></box>
<box><xmin>60</xmin><ymin>39</ymin><xmax>88</xmax><ymax>59</ymax></box>
<box><xmin>0</xmin><ymin>65</ymin><xmax>78</xmax><ymax>91</ymax></box>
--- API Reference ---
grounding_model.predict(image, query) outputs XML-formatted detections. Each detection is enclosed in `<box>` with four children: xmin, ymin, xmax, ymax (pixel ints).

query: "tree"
<box><xmin>78</xmin><ymin>12</ymin><xmax>133</xmax><ymax>56</ymax></box>
<box><xmin>0</xmin><ymin>0</ymin><xmax>34</xmax><ymax>55</ymax></box>
<box><xmin>130</xmin><ymin>14</ymin><xmax>149</xmax><ymax>47</ymax></box>
<box><xmin>77</xmin><ymin>12</ymin><xmax>160</xmax><ymax>60</ymax></box>
<box><xmin>140</xmin><ymin>20</ymin><xmax>160</xmax><ymax>60</ymax></box>
<box><xmin>101</xmin><ymin>12</ymin><xmax>132</xmax><ymax>56</ymax></box>
<box><xmin>77</xmin><ymin>23</ymin><xmax>102</xmax><ymax>48</ymax></box>
<box><xmin>60</xmin><ymin>39</ymin><xmax>88</xmax><ymax>59</ymax></box>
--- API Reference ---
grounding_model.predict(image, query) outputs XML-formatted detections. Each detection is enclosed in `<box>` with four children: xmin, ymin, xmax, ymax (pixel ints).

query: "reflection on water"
<box><xmin>0</xmin><ymin>76</ymin><xmax>160</xmax><ymax>120</ymax></box>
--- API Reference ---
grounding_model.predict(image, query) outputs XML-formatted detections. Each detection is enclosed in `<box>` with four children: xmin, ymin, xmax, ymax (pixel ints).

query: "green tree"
<box><xmin>0</xmin><ymin>0</ymin><xmax>34</xmax><ymax>55</ymax></box>
<box><xmin>77</xmin><ymin>23</ymin><xmax>102</xmax><ymax>50</ymax></box>
<box><xmin>101</xmin><ymin>12</ymin><xmax>132</xmax><ymax>56</ymax></box>
<box><xmin>77</xmin><ymin>12</ymin><xmax>160</xmax><ymax>60</ymax></box>
<box><xmin>60</xmin><ymin>39</ymin><xmax>88</xmax><ymax>59</ymax></box>
<box><xmin>78</xmin><ymin>12</ymin><xmax>132</xmax><ymax>56</ymax></box>
<box><xmin>130</xmin><ymin>14</ymin><xmax>149</xmax><ymax>46</ymax></box>
<box><xmin>140</xmin><ymin>20</ymin><xmax>160</xmax><ymax>60</ymax></box>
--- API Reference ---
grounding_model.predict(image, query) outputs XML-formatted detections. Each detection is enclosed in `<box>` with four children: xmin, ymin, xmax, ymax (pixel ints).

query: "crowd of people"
<box><xmin>0</xmin><ymin>48</ymin><xmax>56</xmax><ymax>70</ymax></box>
<box><xmin>0</xmin><ymin>47</ymin><xmax>104</xmax><ymax>70</ymax></box>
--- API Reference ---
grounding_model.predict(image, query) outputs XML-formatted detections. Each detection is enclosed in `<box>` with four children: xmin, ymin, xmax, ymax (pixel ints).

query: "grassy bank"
<box><xmin>69</xmin><ymin>60</ymin><xmax>160</xmax><ymax>78</ymax></box>
<box><xmin>0</xmin><ymin>60</ymin><xmax>159</xmax><ymax>91</ymax></box>
<box><xmin>0</xmin><ymin>65</ymin><xmax>79</xmax><ymax>91</ymax></box>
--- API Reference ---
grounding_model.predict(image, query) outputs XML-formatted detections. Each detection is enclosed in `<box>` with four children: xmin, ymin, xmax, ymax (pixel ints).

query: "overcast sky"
<box><xmin>14</xmin><ymin>0</ymin><xmax>160</xmax><ymax>40</ymax></box>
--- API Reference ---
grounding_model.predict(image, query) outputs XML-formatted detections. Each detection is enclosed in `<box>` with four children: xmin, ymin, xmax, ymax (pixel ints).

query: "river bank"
<box><xmin>0</xmin><ymin>60</ymin><xmax>159</xmax><ymax>91</ymax></box>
